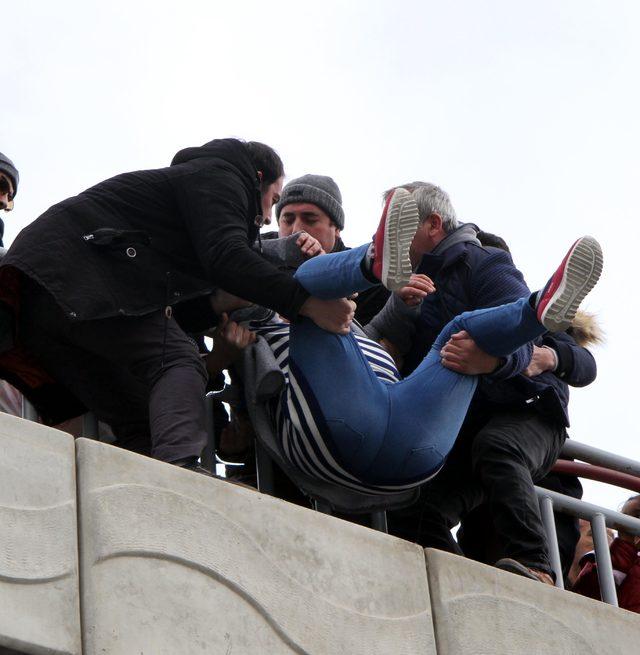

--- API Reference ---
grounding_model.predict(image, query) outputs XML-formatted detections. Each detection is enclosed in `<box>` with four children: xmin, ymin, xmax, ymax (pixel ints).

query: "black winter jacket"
<box><xmin>1</xmin><ymin>139</ymin><xmax>309</xmax><ymax>329</ymax></box>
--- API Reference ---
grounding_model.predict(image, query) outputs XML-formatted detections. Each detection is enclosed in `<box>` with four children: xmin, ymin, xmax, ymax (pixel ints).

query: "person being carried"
<box><xmin>207</xmin><ymin>188</ymin><xmax>603</xmax><ymax>494</ymax></box>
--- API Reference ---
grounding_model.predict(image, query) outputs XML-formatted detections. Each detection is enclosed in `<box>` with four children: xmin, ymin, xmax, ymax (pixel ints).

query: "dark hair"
<box><xmin>477</xmin><ymin>230</ymin><xmax>510</xmax><ymax>253</ymax></box>
<box><xmin>245</xmin><ymin>141</ymin><xmax>284</xmax><ymax>186</ymax></box>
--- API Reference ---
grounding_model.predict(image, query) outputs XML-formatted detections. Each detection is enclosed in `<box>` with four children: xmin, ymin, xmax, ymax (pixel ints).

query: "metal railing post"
<box><xmin>370</xmin><ymin>511</ymin><xmax>388</xmax><ymax>533</ymax></box>
<box><xmin>82</xmin><ymin>413</ymin><xmax>99</xmax><ymax>439</ymax></box>
<box><xmin>538</xmin><ymin>495</ymin><xmax>564</xmax><ymax>589</ymax></box>
<box><xmin>591</xmin><ymin>512</ymin><xmax>618</xmax><ymax>607</ymax></box>
<box><xmin>21</xmin><ymin>397</ymin><xmax>38</xmax><ymax>421</ymax></box>
<box><xmin>255</xmin><ymin>441</ymin><xmax>275</xmax><ymax>494</ymax></box>
<box><xmin>201</xmin><ymin>394</ymin><xmax>215</xmax><ymax>474</ymax></box>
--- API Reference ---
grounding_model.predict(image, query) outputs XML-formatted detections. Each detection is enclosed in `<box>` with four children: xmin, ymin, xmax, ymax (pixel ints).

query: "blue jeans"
<box><xmin>289</xmin><ymin>245</ymin><xmax>544</xmax><ymax>486</ymax></box>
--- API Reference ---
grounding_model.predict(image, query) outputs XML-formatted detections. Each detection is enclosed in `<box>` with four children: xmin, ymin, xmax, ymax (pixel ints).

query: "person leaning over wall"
<box><xmin>0</xmin><ymin>138</ymin><xmax>355</xmax><ymax>473</ymax></box>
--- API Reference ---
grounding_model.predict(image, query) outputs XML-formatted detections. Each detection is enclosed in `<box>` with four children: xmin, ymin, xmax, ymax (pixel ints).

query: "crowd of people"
<box><xmin>0</xmin><ymin>139</ymin><xmax>636</xmax><ymax>611</ymax></box>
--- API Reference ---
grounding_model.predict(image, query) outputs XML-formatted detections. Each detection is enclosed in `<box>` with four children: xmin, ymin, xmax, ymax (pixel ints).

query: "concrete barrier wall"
<box><xmin>1</xmin><ymin>414</ymin><xmax>639</xmax><ymax>654</ymax></box>
<box><xmin>0</xmin><ymin>415</ymin><xmax>81</xmax><ymax>655</ymax></box>
<box><xmin>425</xmin><ymin>548</ymin><xmax>640</xmax><ymax>654</ymax></box>
<box><xmin>76</xmin><ymin>438</ymin><xmax>436</xmax><ymax>655</ymax></box>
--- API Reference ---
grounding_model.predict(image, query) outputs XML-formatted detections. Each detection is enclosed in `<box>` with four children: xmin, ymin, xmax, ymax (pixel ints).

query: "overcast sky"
<box><xmin>4</xmin><ymin>0</ymin><xmax>640</xmax><ymax>511</ymax></box>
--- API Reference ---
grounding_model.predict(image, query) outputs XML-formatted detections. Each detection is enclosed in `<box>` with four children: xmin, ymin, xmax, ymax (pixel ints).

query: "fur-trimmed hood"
<box><xmin>569</xmin><ymin>310</ymin><xmax>604</xmax><ymax>347</ymax></box>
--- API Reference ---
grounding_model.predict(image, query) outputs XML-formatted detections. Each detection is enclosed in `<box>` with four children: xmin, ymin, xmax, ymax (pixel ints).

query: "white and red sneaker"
<box><xmin>371</xmin><ymin>188</ymin><xmax>420</xmax><ymax>291</ymax></box>
<box><xmin>535</xmin><ymin>235</ymin><xmax>603</xmax><ymax>332</ymax></box>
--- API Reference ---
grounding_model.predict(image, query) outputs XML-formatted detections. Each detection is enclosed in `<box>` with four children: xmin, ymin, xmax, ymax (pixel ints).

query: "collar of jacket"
<box><xmin>416</xmin><ymin>223</ymin><xmax>480</xmax><ymax>278</ymax></box>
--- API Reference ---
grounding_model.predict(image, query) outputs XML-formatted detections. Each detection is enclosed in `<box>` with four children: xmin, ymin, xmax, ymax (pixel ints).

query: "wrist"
<box><xmin>541</xmin><ymin>345</ymin><xmax>558</xmax><ymax>372</ymax></box>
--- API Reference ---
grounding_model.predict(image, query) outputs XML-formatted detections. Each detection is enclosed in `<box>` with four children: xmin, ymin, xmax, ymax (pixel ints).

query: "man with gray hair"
<box><xmin>368</xmin><ymin>180</ymin><xmax>587</xmax><ymax>585</ymax></box>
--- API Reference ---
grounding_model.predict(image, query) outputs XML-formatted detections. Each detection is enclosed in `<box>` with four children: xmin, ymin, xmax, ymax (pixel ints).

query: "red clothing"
<box><xmin>572</xmin><ymin>537</ymin><xmax>640</xmax><ymax>613</ymax></box>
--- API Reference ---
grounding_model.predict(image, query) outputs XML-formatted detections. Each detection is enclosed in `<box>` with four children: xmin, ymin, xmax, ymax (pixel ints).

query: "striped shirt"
<box><xmin>251</xmin><ymin>319</ymin><xmax>423</xmax><ymax>495</ymax></box>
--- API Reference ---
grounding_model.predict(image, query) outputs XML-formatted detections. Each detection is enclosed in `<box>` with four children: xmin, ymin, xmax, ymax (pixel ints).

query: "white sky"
<box><xmin>4</xmin><ymin>0</ymin><xmax>640</xmax><ymax>511</ymax></box>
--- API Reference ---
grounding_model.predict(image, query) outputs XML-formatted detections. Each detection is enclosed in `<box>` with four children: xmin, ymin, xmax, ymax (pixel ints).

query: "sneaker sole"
<box><xmin>381</xmin><ymin>189</ymin><xmax>420</xmax><ymax>291</ymax></box>
<box><xmin>540</xmin><ymin>236</ymin><xmax>603</xmax><ymax>333</ymax></box>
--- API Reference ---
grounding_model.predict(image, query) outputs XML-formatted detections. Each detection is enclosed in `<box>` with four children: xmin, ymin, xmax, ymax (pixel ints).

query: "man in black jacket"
<box><xmin>0</xmin><ymin>139</ymin><xmax>354</xmax><ymax>468</ymax></box>
<box><xmin>368</xmin><ymin>181</ymin><xmax>596</xmax><ymax>584</ymax></box>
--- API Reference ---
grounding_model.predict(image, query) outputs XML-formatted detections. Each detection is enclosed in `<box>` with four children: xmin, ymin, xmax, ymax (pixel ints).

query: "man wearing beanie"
<box><xmin>0</xmin><ymin>152</ymin><xmax>19</xmax><ymax>247</ymax></box>
<box><xmin>274</xmin><ymin>174</ymin><xmax>389</xmax><ymax>325</ymax></box>
<box><xmin>275</xmin><ymin>174</ymin><xmax>345</xmax><ymax>254</ymax></box>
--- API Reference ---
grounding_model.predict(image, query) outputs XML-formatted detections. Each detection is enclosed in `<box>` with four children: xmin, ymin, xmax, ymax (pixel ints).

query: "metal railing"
<box><xmin>536</xmin><ymin>439</ymin><xmax>640</xmax><ymax>607</ymax></box>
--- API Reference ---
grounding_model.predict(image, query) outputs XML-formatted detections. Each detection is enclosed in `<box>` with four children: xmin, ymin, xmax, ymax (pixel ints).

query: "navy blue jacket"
<box><xmin>403</xmin><ymin>240</ymin><xmax>596</xmax><ymax>427</ymax></box>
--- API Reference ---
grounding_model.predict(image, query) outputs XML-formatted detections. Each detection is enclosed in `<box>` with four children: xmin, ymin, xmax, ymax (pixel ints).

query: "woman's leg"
<box><xmin>294</xmin><ymin>243</ymin><xmax>375</xmax><ymax>300</ymax></box>
<box><xmin>293</xmin><ymin>186</ymin><xmax>421</xmax><ymax>299</ymax></box>
<box><xmin>363</xmin><ymin>232</ymin><xmax>603</xmax><ymax>485</ymax></box>
<box><xmin>287</xmin><ymin>318</ymin><xmax>391</xmax><ymax>480</ymax></box>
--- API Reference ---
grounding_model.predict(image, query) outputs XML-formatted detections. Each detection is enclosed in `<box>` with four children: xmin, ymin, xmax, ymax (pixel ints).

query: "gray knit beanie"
<box><xmin>275</xmin><ymin>174</ymin><xmax>344</xmax><ymax>230</ymax></box>
<box><xmin>0</xmin><ymin>152</ymin><xmax>18</xmax><ymax>198</ymax></box>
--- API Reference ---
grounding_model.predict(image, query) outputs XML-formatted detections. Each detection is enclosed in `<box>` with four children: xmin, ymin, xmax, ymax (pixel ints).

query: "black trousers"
<box><xmin>19</xmin><ymin>278</ymin><xmax>209</xmax><ymax>463</ymax></box>
<box><xmin>456</xmin><ymin>471</ymin><xmax>583</xmax><ymax>582</ymax></box>
<box><xmin>387</xmin><ymin>406</ymin><xmax>566</xmax><ymax>575</ymax></box>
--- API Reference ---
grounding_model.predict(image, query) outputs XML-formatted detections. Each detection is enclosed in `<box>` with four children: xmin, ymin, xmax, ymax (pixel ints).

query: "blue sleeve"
<box><xmin>542</xmin><ymin>331</ymin><xmax>597</xmax><ymax>387</ymax></box>
<box><xmin>469</xmin><ymin>250</ymin><xmax>533</xmax><ymax>380</ymax></box>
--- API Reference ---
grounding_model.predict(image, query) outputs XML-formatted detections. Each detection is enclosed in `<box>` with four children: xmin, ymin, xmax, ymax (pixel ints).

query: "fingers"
<box><xmin>440</xmin><ymin>356</ymin><xmax>466</xmax><ymax>373</ymax></box>
<box><xmin>296</xmin><ymin>232</ymin><xmax>325</xmax><ymax>257</ymax></box>
<box><xmin>448</xmin><ymin>330</ymin><xmax>470</xmax><ymax>341</ymax></box>
<box><xmin>407</xmin><ymin>274</ymin><xmax>436</xmax><ymax>293</ymax></box>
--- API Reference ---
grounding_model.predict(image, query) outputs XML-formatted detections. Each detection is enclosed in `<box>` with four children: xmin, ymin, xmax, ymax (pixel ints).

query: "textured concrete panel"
<box><xmin>426</xmin><ymin>548</ymin><xmax>640</xmax><ymax>654</ymax></box>
<box><xmin>0</xmin><ymin>414</ymin><xmax>81</xmax><ymax>655</ymax></box>
<box><xmin>76</xmin><ymin>438</ymin><xmax>435</xmax><ymax>655</ymax></box>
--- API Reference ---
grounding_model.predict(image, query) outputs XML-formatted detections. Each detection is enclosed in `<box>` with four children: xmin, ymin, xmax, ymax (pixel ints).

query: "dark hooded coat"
<box><xmin>0</xmin><ymin>138</ymin><xmax>309</xmax><ymax>423</ymax></box>
<box><xmin>1</xmin><ymin>138</ymin><xmax>308</xmax><ymax>328</ymax></box>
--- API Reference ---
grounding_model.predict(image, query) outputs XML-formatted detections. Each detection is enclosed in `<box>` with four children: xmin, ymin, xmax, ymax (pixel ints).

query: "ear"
<box><xmin>257</xmin><ymin>170</ymin><xmax>264</xmax><ymax>183</ymax></box>
<box><xmin>427</xmin><ymin>213</ymin><xmax>443</xmax><ymax>234</ymax></box>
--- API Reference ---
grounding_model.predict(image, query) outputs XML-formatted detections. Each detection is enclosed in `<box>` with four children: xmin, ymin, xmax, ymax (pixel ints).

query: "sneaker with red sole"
<box><xmin>535</xmin><ymin>235</ymin><xmax>603</xmax><ymax>332</ymax></box>
<box><xmin>371</xmin><ymin>187</ymin><xmax>420</xmax><ymax>291</ymax></box>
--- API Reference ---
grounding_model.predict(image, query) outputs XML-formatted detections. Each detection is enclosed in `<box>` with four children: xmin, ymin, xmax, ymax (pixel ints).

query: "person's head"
<box><xmin>0</xmin><ymin>152</ymin><xmax>19</xmax><ymax>212</ymax></box>
<box><xmin>385</xmin><ymin>182</ymin><xmax>458</xmax><ymax>256</ymax></box>
<box><xmin>622</xmin><ymin>495</ymin><xmax>640</xmax><ymax>519</ymax></box>
<box><xmin>244</xmin><ymin>141</ymin><xmax>285</xmax><ymax>224</ymax></box>
<box><xmin>275</xmin><ymin>174</ymin><xmax>344</xmax><ymax>252</ymax></box>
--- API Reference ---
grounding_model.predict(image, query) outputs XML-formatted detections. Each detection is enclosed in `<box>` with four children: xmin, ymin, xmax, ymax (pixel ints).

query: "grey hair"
<box><xmin>384</xmin><ymin>182</ymin><xmax>459</xmax><ymax>233</ymax></box>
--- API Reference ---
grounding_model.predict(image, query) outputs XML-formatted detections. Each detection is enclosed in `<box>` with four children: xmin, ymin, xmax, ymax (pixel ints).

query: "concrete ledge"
<box><xmin>425</xmin><ymin>548</ymin><xmax>640</xmax><ymax>654</ymax></box>
<box><xmin>0</xmin><ymin>414</ymin><xmax>81</xmax><ymax>655</ymax></box>
<box><xmin>76</xmin><ymin>438</ymin><xmax>435</xmax><ymax>655</ymax></box>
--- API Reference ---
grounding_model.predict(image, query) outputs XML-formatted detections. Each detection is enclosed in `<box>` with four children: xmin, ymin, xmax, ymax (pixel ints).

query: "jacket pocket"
<box><xmin>82</xmin><ymin>228</ymin><xmax>151</xmax><ymax>261</ymax></box>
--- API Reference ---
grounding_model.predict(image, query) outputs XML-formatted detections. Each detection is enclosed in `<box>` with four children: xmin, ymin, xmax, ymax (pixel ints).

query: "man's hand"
<box><xmin>523</xmin><ymin>345</ymin><xmax>557</xmax><ymax>378</ymax></box>
<box><xmin>395</xmin><ymin>274</ymin><xmax>436</xmax><ymax>306</ymax></box>
<box><xmin>440</xmin><ymin>330</ymin><xmax>500</xmax><ymax>375</ymax></box>
<box><xmin>296</xmin><ymin>232</ymin><xmax>325</xmax><ymax>258</ymax></box>
<box><xmin>299</xmin><ymin>296</ymin><xmax>355</xmax><ymax>335</ymax></box>
<box><xmin>206</xmin><ymin>313</ymin><xmax>256</xmax><ymax>375</ymax></box>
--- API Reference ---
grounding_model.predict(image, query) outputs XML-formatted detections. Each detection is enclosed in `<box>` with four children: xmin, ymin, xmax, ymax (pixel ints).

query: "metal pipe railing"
<box><xmin>535</xmin><ymin>486</ymin><xmax>640</xmax><ymax>606</ymax></box>
<box><xmin>561</xmin><ymin>439</ymin><xmax>640</xmax><ymax>478</ymax></box>
<box><xmin>552</xmin><ymin>459</ymin><xmax>640</xmax><ymax>493</ymax></box>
